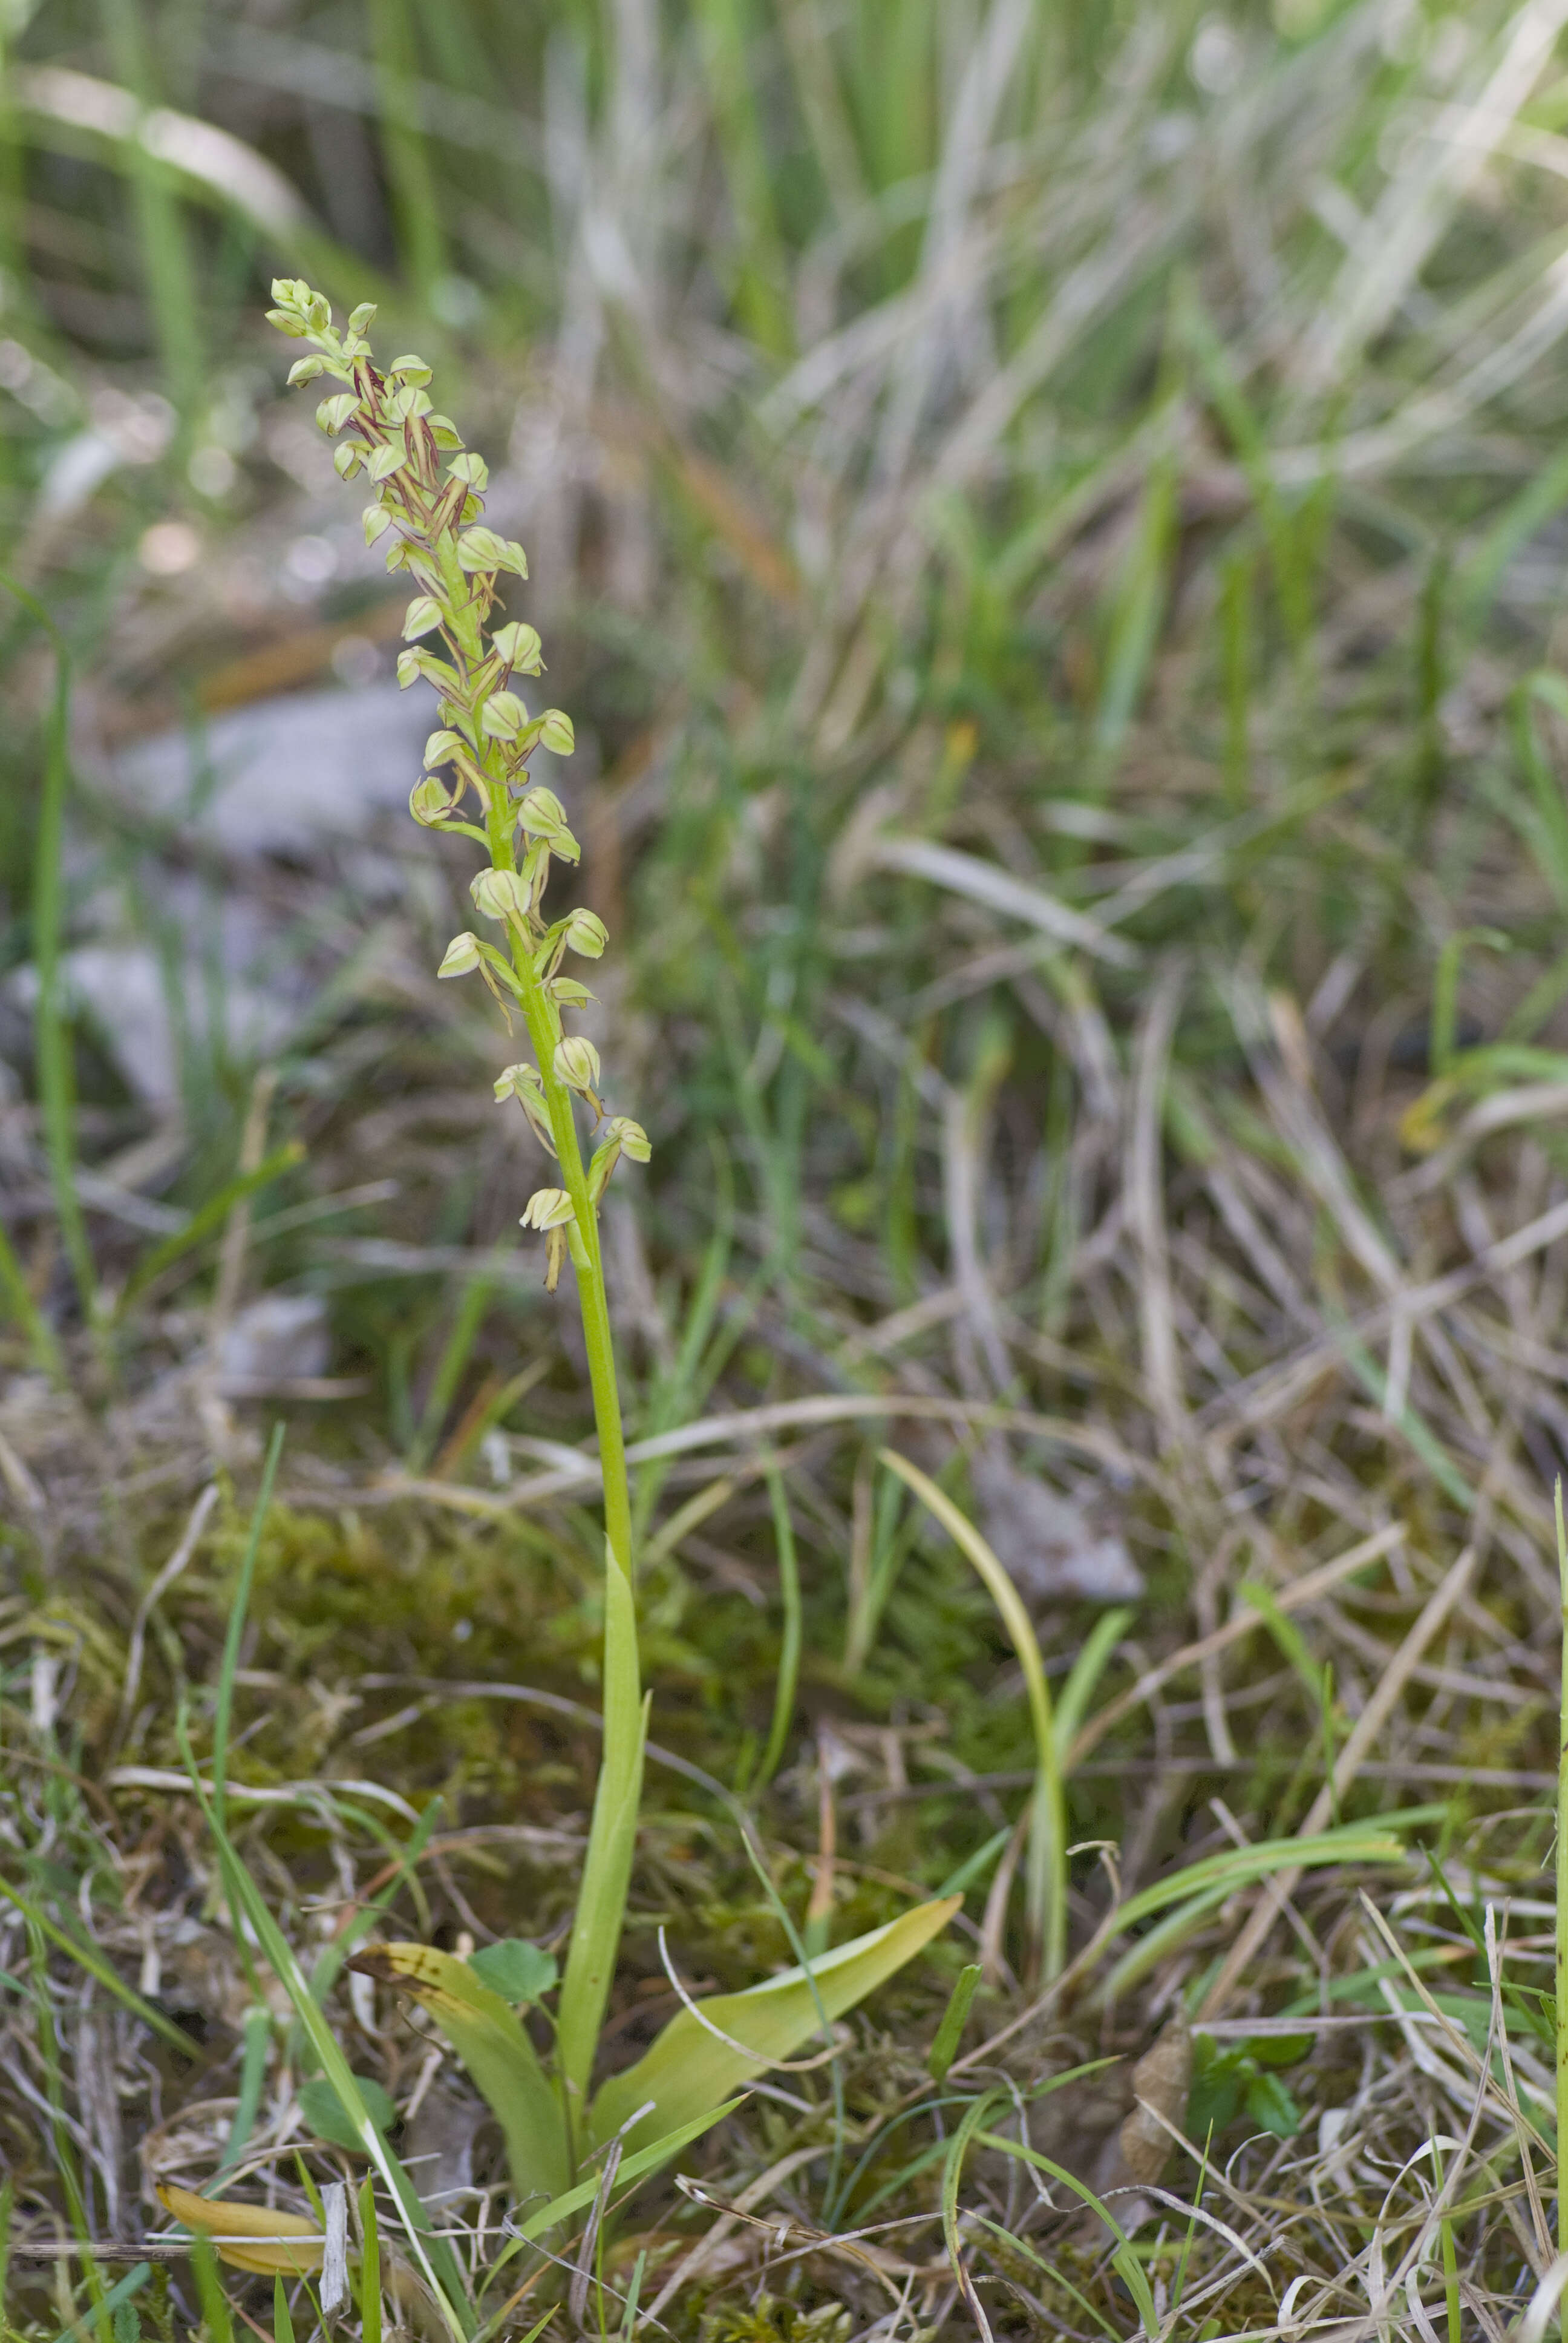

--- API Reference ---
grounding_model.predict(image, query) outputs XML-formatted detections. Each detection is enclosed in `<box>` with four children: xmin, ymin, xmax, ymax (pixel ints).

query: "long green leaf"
<box><xmin>518</xmin><ymin>2100</ymin><xmax>743</xmax><ymax>2242</ymax></box>
<box><xmin>349</xmin><ymin>1943</ymin><xmax>567</xmax><ymax>2204</ymax></box>
<box><xmin>556</xmin><ymin>1548</ymin><xmax>646</xmax><ymax>2126</ymax></box>
<box><xmin>589</xmin><ymin>1893</ymin><xmax>959</xmax><ymax>2155</ymax></box>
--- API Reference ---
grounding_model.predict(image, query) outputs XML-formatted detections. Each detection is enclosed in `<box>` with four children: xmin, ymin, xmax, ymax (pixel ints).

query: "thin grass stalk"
<box><xmin>879</xmin><ymin>1445</ymin><xmax>1065</xmax><ymax>1979</ymax></box>
<box><xmin>365</xmin><ymin>0</ymin><xmax>446</xmax><ymax>301</ymax></box>
<box><xmin>211</xmin><ymin>1423</ymin><xmax>286</xmax><ymax>1837</ymax></box>
<box><xmin>755</xmin><ymin>1460</ymin><xmax>802</xmax><ymax>1789</ymax></box>
<box><xmin>0</xmin><ymin>1214</ymin><xmax>59</xmax><ymax>1376</ymax></box>
<box><xmin>96</xmin><ymin>0</ymin><xmax>203</xmax><ymax>432</ymax></box>
<box><xmin>175</xmin><ymin>1719</ymin><xmax>472</xmax><ymax>2339</ymax></box>
<box><xmin>1555</xmin><ymin>1476</ymin><xmax>1568</xmax><ymax>2343</ymax></box>
<box><xmin>0</xmin><ymin>576</ymin><xmax>98</xmax><ymax>1334</ymax></box>
<box><xmin>25</xmin><ymin>1920</ymin><xmax>109</xmax><ymax>2343</ymax></box>
<box><xmin>357</xmin><ymin>2178</ymin><xmax>381</xmax><ymax>2343</ymax></box>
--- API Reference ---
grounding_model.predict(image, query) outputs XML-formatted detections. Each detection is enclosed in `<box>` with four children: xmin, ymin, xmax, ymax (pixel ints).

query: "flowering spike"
<box><xmin>267</xmin><ymin>284</ymin><xmax>650</xmax><ymax>1310</ymax></box>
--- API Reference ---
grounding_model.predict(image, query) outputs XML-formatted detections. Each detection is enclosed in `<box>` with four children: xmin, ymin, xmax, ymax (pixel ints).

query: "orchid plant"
<box><xmin>161</xmin><ymin>283</ymin><xmax>957</xmax><ymax>2330</ymax></box>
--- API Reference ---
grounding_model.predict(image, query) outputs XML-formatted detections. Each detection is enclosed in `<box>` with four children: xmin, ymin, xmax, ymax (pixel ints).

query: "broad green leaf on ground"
<box><xmin>351</xmin><ymin>1942</ymin><xmax>568</xmax><ymax>2201</ymax></box>
<box><xmin>468</xmin><ymin>1940</ymin><xmax>558</xmax><ymax>2005</ymax></box>
<box><xmin>589</xmin><ymin>1895</ymin><xmax>960</xmax><ymax>2155</ymax></box>
<box><xmin>299</xmin><ymin>2073</ymin><xmax>398</xmax><ymax>2152</ymax></box>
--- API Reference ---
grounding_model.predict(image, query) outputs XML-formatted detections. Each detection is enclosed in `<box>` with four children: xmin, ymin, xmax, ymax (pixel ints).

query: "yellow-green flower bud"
<box><xmin>287</xmin><ymin>355</ymin><xmax>327</xmax><ymax>384</ymax></box>
<box><xmin>563</xmin><ymin>908</ymin><xmax>608</xmax><ymax>958</ymax></box>
<box><xmin>348</xmin><ymin>301</ymin><xmax>377</xmax><ymax>333</ymax></box>
<box><xmin>396</xmin><ymin>646</ymin><xmax>450</xmax><ymax>690</ymax></box>
<box><xmin>423</xmin><ymin>729</ymin><xmax>465</xmax><ymax>768</ymax></box>
<box><xmin>554</xmin><ymin>1036</ymin><xmax>601</xmax><ymax>1096</ymax></box>
<box><xmin>438</xmin><ymin>932</ymin><xmax>482</xmax><ymax>977</ymax></box>
<box><xmin>368</xmin><ymin>444</ymin><xmax>408</xmax><ymax>482</ymax></box>
<box><xmin>539</xmin><ymin>710</ymin><xmax>575</xmax><ymax>756</ymax></box>
<box><xmin>388</xmin><ymin>354</ymin><xmax>434</xmax><ymax>385</ymax></box>
<box><xmin>409</xmin><ymin>775</ymin><xmax>452</xmax><ymax>825</ymax></box>
<box><xmin>587</xmin><ymin>1115</ymin><xmax>650</xmax><ymax>1200</ymax></box>
<box><xmin>364</xmin><ymin>504</ymin><xmax>392</xmax><ymax>545</ymax></box>
<box><xmin>520</xmin><ymin>1187</ymin><xmax>576</xmax><ymax>1230</ymax></box>
<box><xmin>316</xmin><ymin>393</ymin><xmax>359</xmax><ymax>434</ymax></box>
<box><xmin>491</xmin><ymin>621</ymin><xmax>544</xmax><ymax>675</ymax></box>
<box><xmin>480</xmin><ymin>691</ymin><xmax>527</xmax><ymax>741</ymax></box>
<box><xmin>515</xmin><ymin>787</ymin><xmax>580</xmax><ymax>860</ymax></box>
<box><xmin>457</xmin><ymin>526</ymin><xmax>528</xmax><ymax>576</ymax></box>
<box><xmin>448</xmin><ymin>452</ymin><xmax>489</xmax><ymax>490</ymax></box>
<box><xmin>333</xmin><ymin>442</ymin><xmax>362</xmax><ymax>478</ymax></box>
<box><xmin>494</xmin><ymin>1061</ymin><xmax>555</xmax><ymax>1152</ymax></box>
<box><xmin>471</xmin><ymin>867</ymin><xmax>532</xmax><ymax>923</ymax></box>
<box><xmin>402</xmin><ymin>596</ymin><xmax>442</xmax><ymax>641</ymax></box>
<box><xmin>604</xmin><ymin>1116</ymin><xmax>650</xmax><ymax>1163</ymax></box>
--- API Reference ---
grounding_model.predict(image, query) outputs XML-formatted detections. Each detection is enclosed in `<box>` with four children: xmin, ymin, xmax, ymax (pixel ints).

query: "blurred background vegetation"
<box><xmin>7</xmin><ymin>0</ymin><xmax>1568</xmax><ymax>2327</ymax></box>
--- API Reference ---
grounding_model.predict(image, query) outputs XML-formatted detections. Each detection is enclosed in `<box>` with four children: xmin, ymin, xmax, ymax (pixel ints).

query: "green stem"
<box><xmin>498</xmin><ymin>877</ymin><xmax>634</xmax><ymax>1585</ymax></box>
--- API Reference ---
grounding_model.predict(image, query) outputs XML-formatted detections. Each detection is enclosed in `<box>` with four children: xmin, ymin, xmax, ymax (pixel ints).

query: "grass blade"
<box><xmin>927</xmin><ymin>1962</ymin><xmax>981</xmax><ymax>2086</ymax></box>
<box><xmin>941</xmin><ymin>2089</ymin><xmax>1002</xmax><ymax>2343</ymax></box>
<box><xmin>0</xmin><ymin>1211</ymin><xmax>61</xmax><ymax>1375</ymax></box>
<box><xmin>45</xmin><ymin>2264</ymin><xmax>151</xmax><ymax>2343</ymax></box>
<box><xmin>879</xmin><ymin>1446</ymin><xmax>1064</xmax><ymax>1978</ymax></box>
<box><xmin>0</xmin><ymin>1875</ymin><xmax>200</xmax><ymax>2055</ymax></box>
<box><xmin>114</xmin><ymin>1145</ymin><xmax>304</xmax><ymax>1317</ymax></box>
<box><xmin>1556</xmin><ymin>1476</ymin><xmax>1568</xmax><ymax>2337</ymax></box>
<box><xmin>174</xmin><ymin>1719</ymin><xmax>472</xmax><ymax>2338</ymax></box>
<box><xmin>358</xmin><ymin>2177</ymin><xmax>381</xmax><ymax>2343</ymax></box>
<box><xmin>755</xmin><ymin>1461</ymin><xmax>802</xmax><ymax>1789</ymax></box>
<box><xmin>0</xmin><ymin>571</ymin><xmax>98</xmax><ymax>1331</ymax></box>
<box><xmin>973</xmin><ymin>2130</ymin><xmax>1158</xmax><ymax>2338</ymax></box>
<box><xmin>212</xmin><ymin>1423</ymin><xmax>286</xmax><ymax>1835</ymax></box>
